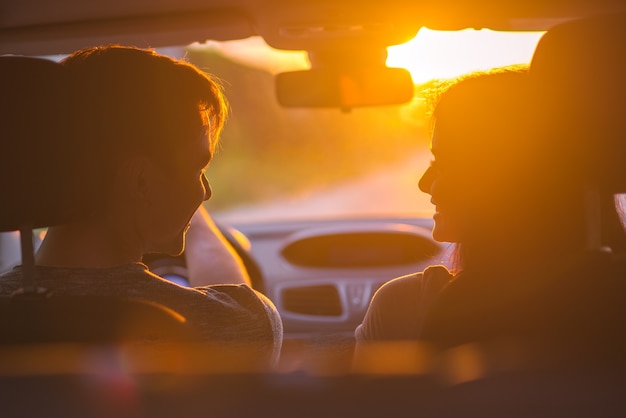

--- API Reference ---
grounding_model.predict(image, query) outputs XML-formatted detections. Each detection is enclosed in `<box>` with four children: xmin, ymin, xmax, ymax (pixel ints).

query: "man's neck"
<box><xmin>35</xmin><ymin>220</ymin><xmax>142</xmax><ymax>268</ymax></box>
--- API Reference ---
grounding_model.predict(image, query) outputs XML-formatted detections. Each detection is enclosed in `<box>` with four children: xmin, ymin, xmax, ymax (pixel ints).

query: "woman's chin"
<box><xmin>432</xmin><ymin>216</ymin><xmax>458</xmax><ymax>243</ymax></box>
<box><xmin>432</xmin><ymin>230</ymin><xmax>449</xmax><ymax>243</ymax></box>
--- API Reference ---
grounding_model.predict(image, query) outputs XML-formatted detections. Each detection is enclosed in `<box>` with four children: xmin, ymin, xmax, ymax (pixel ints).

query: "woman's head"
<box><xmin>419</xmin><ymin>67</ymin><xmax>588</xmax><ymax>270</ymax></box>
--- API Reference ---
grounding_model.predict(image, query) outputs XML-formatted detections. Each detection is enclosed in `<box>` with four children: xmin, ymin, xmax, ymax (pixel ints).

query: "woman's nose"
<box><xmin>418</xmin><ymin>166</ymin><xmax>434</xmax><ymax>194</ymax></box>
<box><xmin>202</xmin><ymin>175</ymin><xmax>212</xmax><ymax>201</ymax></box>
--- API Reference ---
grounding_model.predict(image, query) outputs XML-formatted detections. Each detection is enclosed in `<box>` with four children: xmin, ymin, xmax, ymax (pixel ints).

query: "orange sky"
<box><xmin>197</xmin><ymin>28</ymin><xmax>545</xmax><ymax>84</ymax></box>
<box><xmin>387</xmin><ymin>28</ymin><xmax>545</xmax><ymax>83</ymax></box>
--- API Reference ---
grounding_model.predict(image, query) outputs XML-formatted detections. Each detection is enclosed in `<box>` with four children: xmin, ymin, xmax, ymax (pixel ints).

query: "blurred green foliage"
<box><xmin>186</xmin><ymin>48</ymin><xmax>435</xmax><ymax>211</ymax></box>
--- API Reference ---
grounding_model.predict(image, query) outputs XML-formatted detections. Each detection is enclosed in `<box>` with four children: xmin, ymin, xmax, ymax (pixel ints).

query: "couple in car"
<box><xmin>2</xmin><ymin>13</ymin><xmax>625</xmax><ymax>372</ymax></box>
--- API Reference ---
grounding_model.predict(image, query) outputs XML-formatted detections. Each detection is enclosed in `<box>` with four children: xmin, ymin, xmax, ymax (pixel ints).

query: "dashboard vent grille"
<box><xmin>281</xmin><ymin>285</ymin><xmax>342</xmax><ymax>317</ymax></box>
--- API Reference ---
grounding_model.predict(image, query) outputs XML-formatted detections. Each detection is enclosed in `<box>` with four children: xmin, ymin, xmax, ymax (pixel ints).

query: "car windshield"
<box><xmin>0</xmin><ymin>29</ymin><xmax>543</xmax><ymax>273</ymax></box>
<box><xmin>170</xmin><ymin>29</ymin><xmax>545</xmax><ymax>224</ymax></box>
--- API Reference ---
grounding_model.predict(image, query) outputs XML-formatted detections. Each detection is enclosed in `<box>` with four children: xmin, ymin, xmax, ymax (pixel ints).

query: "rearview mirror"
<box><xmin>276</xmin><ymin>67</ymin><xmax>414</xmax><ymax>109</ymax></box>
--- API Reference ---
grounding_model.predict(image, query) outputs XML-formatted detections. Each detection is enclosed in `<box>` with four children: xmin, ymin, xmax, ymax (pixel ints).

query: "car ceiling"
<box><xmin>2</xmin><ymin>0</ymin><xmax>626</xmax><ymax>55</ymax></box>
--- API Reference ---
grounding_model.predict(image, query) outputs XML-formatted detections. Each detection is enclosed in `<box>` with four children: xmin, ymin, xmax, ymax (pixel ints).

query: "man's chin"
<box><xmin>167</xmin><ymin>248</ymin><xmax>185</xmax><ymax>257</ymax></box>
<box><xmin>148</xmin><ymin>237</ymin><xmax>186</xmax><ymax>257</ymax></box>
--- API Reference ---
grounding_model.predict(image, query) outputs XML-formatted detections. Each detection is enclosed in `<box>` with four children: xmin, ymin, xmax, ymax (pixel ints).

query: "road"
<box><xmin>214</xmin><ymin>151</ymin><xmax>435</xmax><ymax>224</ymax></box>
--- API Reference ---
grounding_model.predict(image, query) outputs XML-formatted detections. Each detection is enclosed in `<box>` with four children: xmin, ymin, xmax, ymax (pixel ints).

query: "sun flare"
<box><xmin>387</xmin><ymin>28</ymin><xmax>545</xmax><ymax>84</ymax></box>
<box><xmin>195</xmin><ymin>28</ymin><xmax>545</xmax><ymax>85</ymax></box>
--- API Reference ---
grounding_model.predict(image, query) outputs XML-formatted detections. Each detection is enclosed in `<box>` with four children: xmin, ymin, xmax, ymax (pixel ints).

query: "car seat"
<box><xmin>530</xmin><ymin>11</ymin><xmax>626</xmax><ymax>358</ymax></box>
<box><xmin>0</xmin><ymin>56</ymin><xmax>194</xmax><ymax>344</ymax></box>
<box><xmin>530</xmin><ymin>13</ymin><xmax>626</xmax><ymax>254</ymax></box>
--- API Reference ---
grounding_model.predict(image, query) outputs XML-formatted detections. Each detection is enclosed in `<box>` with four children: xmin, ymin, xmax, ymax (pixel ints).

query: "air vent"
<box><xmin>281</xmin><ymin>285</ymin><xmax>342</xmax><ymax>317</ymax></box>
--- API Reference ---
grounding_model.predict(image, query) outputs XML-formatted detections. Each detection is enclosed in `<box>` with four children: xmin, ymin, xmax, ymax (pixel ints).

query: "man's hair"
<box><xmin>61</xmin><ymin>45</ymin><xmax>228</xmax><ymax>213</ymax></box>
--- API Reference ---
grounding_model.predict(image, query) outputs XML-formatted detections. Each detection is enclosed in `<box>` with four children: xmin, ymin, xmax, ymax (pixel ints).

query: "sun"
<box><xmin>387</xmin><ymin>28</ymin><xmax>545</xmax><ymax>84</ymax></box>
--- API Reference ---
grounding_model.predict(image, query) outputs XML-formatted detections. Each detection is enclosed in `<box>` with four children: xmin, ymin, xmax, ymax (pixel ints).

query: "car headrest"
<box><xmin>529</xmin><ymin>13</ymin><xmax>626</xmax><ymax>193</ymax></box>
<box><xmin>0</xmin><ymin>56</ymin><xmax>79</xmax><ymax>232</ymax></box>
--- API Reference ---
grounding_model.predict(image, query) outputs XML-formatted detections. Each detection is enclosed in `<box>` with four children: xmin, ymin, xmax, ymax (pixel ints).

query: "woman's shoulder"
<box><xmin>355</xmin><ymin>265</ymin><xmax>453</xmax><ymax>342</ymax></box>
<box><xmin>374</xmin><ymin>264</ymin><xmax>452</xmax><ymax>301</ymax></box>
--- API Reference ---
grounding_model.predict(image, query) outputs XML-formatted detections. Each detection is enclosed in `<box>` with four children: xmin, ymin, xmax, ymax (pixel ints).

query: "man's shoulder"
<box><xmin>197</xmin><ymin>283</ymin><xmax>263</xmax><ymax>303</ymax></box>
<box><xmin>193</xmin><ymin>284</ymin><xmax>282</xmax><ymax>359</ymax></box>
<box><xmin>195</xmin><ymin>285</ymin><xmax>281</xmax><ymax>329</ymax></box>
<box><xmin>0</xmin><ymin>267</ymin><xmax>21</xmax><ymax>293</ymax></box>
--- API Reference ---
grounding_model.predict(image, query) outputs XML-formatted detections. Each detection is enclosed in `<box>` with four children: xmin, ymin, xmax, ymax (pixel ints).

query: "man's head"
<box><xmin>61</xmin><ymin>45</ymin><xmax>228</xmax><ymax>256</ymax></box>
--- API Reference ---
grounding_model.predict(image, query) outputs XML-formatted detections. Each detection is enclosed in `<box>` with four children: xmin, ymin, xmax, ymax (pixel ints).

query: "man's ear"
<box><xmin>118</xmin><ymin>156</ymin><xmax>154</xmax><ymax>206</ymax></box>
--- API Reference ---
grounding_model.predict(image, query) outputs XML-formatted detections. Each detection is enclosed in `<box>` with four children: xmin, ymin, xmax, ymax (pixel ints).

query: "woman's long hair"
<box><xmin>427</xmin><ymin>67</ymin><xmax>626</xmax><ymax>276</ymax></box>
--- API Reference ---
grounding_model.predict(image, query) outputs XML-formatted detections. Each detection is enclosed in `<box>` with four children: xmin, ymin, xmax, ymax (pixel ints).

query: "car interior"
<box><xmin>2</xmin><ymin>0</ymin><xmax>626</xmax><ymax>416</ymax></box>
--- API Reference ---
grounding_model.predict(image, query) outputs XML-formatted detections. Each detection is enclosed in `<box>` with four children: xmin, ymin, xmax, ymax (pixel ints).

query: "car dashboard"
<box><xmin>226</xmin><ymin>216</ymin><xmax>446</xmax><ymax>341</ymax></box>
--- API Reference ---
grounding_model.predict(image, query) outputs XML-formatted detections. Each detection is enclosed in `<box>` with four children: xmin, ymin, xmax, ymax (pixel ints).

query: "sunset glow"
<box><xmin>387</xmin><ymin>28</ymin><xmax>545</xmax><ymax>83</ymax></box>
<box><xmin>197</xmin><ymin>28</ymin><xmax>545</xmax><ymax>84</ymax></box>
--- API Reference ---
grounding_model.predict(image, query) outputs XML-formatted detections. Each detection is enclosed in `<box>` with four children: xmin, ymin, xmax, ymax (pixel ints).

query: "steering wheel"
<box><xmin>142</xmin><ymin>222</ymin><xmax>266</xmax><ymax>294</ymax></box>
<box><xmin>215</xmin><ymin>222</ymin><xmax>266</xmax><ymax>294</ymax></box>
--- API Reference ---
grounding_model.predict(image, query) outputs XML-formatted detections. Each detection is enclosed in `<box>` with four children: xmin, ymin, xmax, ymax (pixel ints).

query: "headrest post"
<box><xmin>18</xmin><ymin>226</ymin><xmax>36</xmax><ymax>293</ymax></box>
